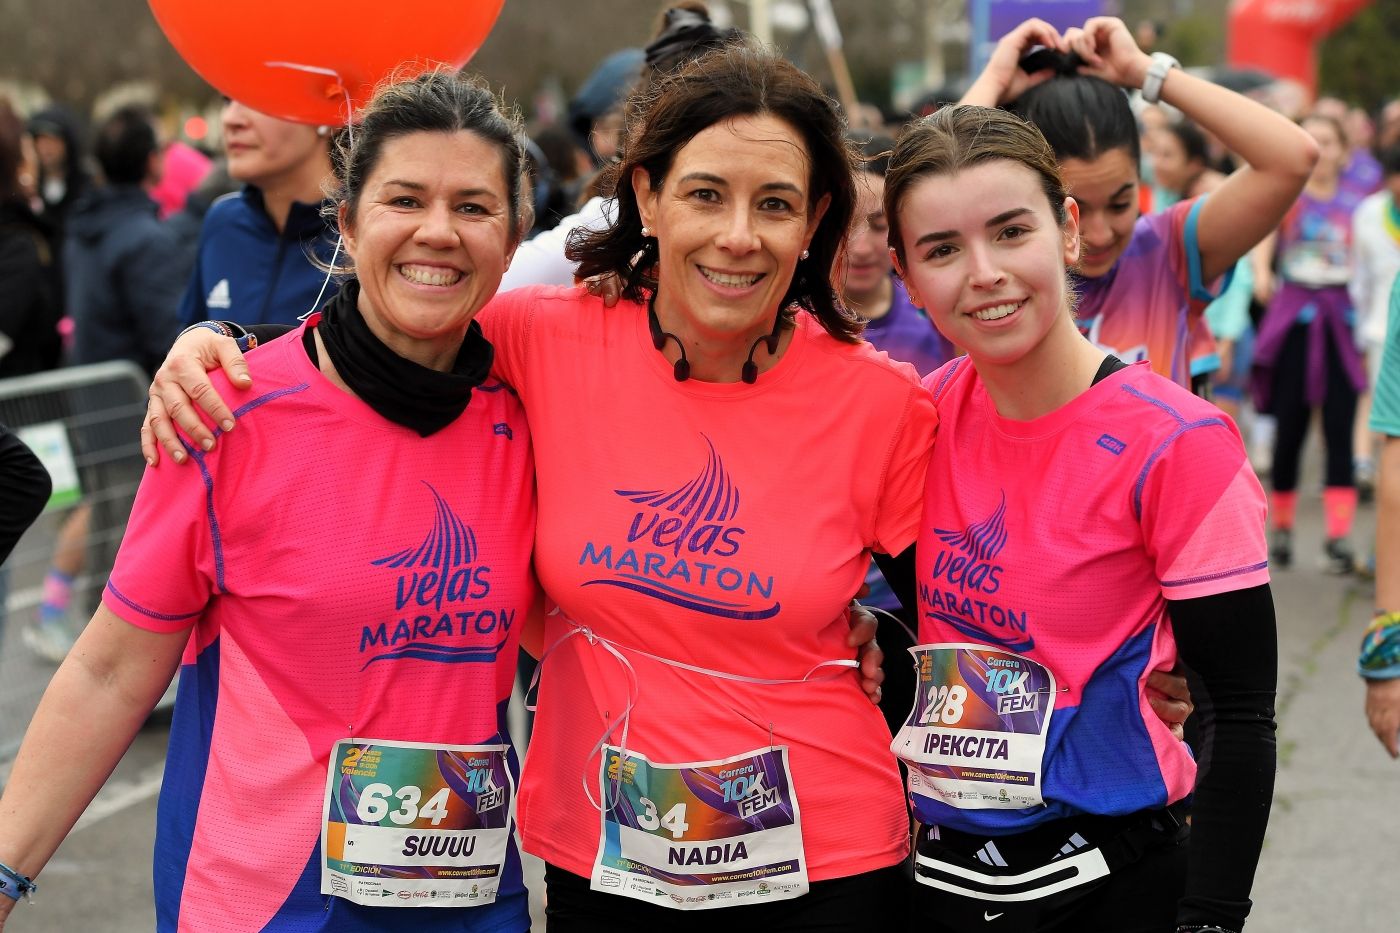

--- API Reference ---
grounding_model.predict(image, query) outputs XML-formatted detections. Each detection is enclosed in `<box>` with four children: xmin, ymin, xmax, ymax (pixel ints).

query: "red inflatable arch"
<box><xmin>1226</xmin><ymin>0</ymin><xmax>1373</xmax><ymax>100</ymax></box>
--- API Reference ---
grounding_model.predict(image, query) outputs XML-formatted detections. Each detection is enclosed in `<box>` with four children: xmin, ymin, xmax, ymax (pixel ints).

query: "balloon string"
<box><xmin>262</xmin><ymin>60</ymin><xmax>355</xmax><ymax>319</ymax></box>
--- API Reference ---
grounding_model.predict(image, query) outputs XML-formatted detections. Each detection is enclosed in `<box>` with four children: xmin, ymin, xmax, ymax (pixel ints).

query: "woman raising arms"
<box><xmin>963</xmin><ymin>15</ymin><xmax>1316</xmax><ymax>389</ymax></box>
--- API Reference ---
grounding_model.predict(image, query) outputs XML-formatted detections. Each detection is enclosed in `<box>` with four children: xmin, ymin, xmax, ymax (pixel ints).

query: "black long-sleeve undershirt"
<box><xmin>0</xmin><ymin>423</ymin><xmax>51</xmax><ymax>564</ymax></box>
<box><xmin>1167</xmin><ymin>583</ymin><xmax>1277</xmax><ymax>929</ymax></box>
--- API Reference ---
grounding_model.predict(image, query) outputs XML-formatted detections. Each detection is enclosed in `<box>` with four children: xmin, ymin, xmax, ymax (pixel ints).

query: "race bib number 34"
<box><xmin>892</xmin><ymin>644</ymin><xmax>1056</xmax><ymax>809</ymax></box>
<box><xmin>321</xmin><ymin>740</ymin><xmax>514</xmax><ymax>907</ymax></box>
<box><xmin>591</xmin><ymin>746</ymin><xmax>808</xmax><ymax>910</ymax></box>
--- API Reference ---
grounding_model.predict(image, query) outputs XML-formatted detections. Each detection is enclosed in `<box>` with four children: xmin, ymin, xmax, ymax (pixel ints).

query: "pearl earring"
<box><xmin>641</xmin><ymin>226</ymin><xmax>652</xmax><ymax>238</ymax></box>
<box><xmin>800</xmin><ymin>249</ymin><xmax>809</xmax><ymax>260</ymax></box>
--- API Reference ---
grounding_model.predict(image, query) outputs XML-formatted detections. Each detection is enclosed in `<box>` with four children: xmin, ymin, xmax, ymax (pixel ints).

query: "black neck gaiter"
<box><xmin>305</xmin><ymin>280</ymin><xmax>494</xmax><ymax>437</ymax></box>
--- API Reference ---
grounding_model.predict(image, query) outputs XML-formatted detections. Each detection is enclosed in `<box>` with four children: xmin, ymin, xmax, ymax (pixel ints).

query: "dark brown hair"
<box><xmin>1162</xmin><ymin>118</ymin><xmax>1211</xmax><ymax>169</ymax></box>
<box><xmin>569</xmin><ymin>40</ymin><xmax>862</xmax><ymax>343</ymax></box>
<box><xmin>1009</xmin><ymin>73</ymin><xmax>1140</xmax><ymax>168</ymax></box>
<box><xmin>885</xmin><ymin>105</ymin><xmax>1069</xmax><ymax>266</ymax></box>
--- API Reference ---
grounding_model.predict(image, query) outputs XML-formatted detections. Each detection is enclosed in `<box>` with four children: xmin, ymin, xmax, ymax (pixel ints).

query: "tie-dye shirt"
<box><xmin>1073</xmin><ymin>198</ymin><xmax>1227</xmax><ymax>388</ymax></box>
<box><xmin>1277</xmin><ymin>186</ymin><xmax>1365</xmax><ymax>289</ymax></box>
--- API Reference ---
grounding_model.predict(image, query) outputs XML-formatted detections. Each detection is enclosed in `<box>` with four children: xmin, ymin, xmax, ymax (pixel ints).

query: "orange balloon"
<box><xmin>148</xmin><ymin>0</ymin><xmax>506</xmax><ymax>125</ymax></box>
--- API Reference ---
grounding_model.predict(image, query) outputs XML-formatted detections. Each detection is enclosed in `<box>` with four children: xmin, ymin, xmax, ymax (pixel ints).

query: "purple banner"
<box><xmin>971</xmin><ymin>0</ymin><xmax>1109</xmax><ymax>76</ymax></box>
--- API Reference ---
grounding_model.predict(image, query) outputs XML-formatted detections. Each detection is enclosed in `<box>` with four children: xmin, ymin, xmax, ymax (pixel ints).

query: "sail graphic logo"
<box><xmin>578</xmin><ymin>436</ymin><xmax>780</xmax><ymax>620</ymax></box>
<box><xmin>921</xmin><ymin>492</ymin><xmax>1034</xmax><ymax>651</ymax></box>
<box><xmin>358</xmin><ymin>483</ymin><xmax>514</xmax><ymax>666</ymax></box>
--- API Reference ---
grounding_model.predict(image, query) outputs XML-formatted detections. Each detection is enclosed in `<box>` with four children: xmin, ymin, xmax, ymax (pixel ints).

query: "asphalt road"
<box><xmin>2</xmin><ymin>465</ymin><xmax>1397</xmax><ymax>931</ymax></box>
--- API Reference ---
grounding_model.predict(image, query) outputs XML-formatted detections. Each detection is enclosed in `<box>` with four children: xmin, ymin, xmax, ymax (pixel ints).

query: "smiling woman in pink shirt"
<box><xmin>0</xmin><ymin>73</ymin><xmax>540</xmax><ymax>933</ymax></box>
<box><xmin>885</xmin><ymin>98</ymin><xmax>1282</xmax><ymax>933</ymax></box>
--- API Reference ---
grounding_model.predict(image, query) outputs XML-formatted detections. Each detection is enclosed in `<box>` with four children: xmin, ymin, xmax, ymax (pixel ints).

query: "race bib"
<box><xmin>591</xmin><ymin>745</ymin><xmax>808</xmax><ymax>910</ymax></box>
<box><xmin>321</xmin><ymin>740</ymin><xmax>514</xmax><ymax>907</ymax></box>
<box><xmin>892</xmin><ymin>644</ymin><xmax>1057</xmax><ymax>809</ymax></box>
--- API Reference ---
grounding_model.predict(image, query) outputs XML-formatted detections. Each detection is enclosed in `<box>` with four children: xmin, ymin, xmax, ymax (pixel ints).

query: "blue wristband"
<box><xmin>1359</xmin><ymin>616</ymin><xmax>1400</xmax><ymax>678</ymax></box>
<box><xmin>0</xmin><ymin>859</ymin><xmax>37</xmax><ymax>903</ymax></box>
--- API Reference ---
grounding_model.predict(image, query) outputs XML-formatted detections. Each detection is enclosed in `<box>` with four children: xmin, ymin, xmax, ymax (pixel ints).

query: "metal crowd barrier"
<box><xmin>0</xmin><ymin>361</ymin><xmax>151</xmax><ymax>761</ymax></box>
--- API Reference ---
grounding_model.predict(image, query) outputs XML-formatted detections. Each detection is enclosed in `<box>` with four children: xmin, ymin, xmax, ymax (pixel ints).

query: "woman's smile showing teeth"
<box><xmin>397</xmin><ymin>263</ymin><xmax>463</xmax><ymax>287</ymax></box>
<box><xmin>971</xmin><ymin>300</ymin><xmax>1023</xmax><ymax>322</ymax></box>
<box><xmin>698</xmin><ymin>265</ymin><xmax>764</xmax><ymax>289</ymax></box>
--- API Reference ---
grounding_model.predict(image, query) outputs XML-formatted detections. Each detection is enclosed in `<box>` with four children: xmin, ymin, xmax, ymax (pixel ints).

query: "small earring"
<box><xmin>800</xmin><ymin>249</ymin><xmax>809</xmax><ymax>260</ymax></box>
<box><xmin>641</xmin><ymin>226</ymin><xmax>652</xmax><ymax>238</ymax></box>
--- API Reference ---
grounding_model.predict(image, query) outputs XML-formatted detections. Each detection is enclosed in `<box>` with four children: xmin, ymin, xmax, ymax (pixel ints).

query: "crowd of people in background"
<box><xmin>2</xmin><ymin>2</ymin><xmax>1400</xmax><ymax>931</ymax></box>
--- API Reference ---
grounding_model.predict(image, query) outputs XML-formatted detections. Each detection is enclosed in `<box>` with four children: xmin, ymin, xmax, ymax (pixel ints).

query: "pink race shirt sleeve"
<box><xmin>869</xmin><ymin>382</ymin><xmax>938</xmax><ymax>555</ymax></box>
<box><xmin>478</xmin><ymin>283</ymin><xmax>585</xmax><ymax>395</ymax></box>
<box><xmin>1137</xmin><ymin>407</ymin><xmax>1270</xmax><ymax>599</ymax></box>
<box><xmin>104</xmin><ymin>376</ymin><xmax>249</xmax><ymax>633</ymax></box>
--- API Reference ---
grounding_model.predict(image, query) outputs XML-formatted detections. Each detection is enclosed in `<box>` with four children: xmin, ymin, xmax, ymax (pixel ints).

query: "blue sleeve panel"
<box><xmin>1184</xmin><ymin>197</ymin><xmax>1235</xmax><ymax>305</ymax></box>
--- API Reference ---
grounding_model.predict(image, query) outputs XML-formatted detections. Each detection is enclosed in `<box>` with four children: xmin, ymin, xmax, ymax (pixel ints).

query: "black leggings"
<box><xmin>543</xmin><ymin>861</ymin><xmax>910</xmax><ymax>931</ymax></box>
<box><xmin>1270</xmin><ymin>321</ymin><xmax>1358</xmax><ymax>492</ymax></box>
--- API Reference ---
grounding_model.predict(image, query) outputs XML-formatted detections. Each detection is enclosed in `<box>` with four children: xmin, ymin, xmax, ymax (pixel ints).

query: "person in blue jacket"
<box><xmin>179</xmin><ymin>100</ymin><xmax>338</xmax><ymax>326</ymax></box>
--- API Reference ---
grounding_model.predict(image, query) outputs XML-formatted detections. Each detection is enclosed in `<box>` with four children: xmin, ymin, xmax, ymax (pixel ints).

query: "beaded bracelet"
<box><xmin>1359</xmin><ymin>611</ymin><xmax>1400</xmax><ymax>680</ymax></box>
<box><xmin>178</xmin><ymin>320</ymin><xmax>235</xmax><ymax>340</ymax></box>
<box><xmin>177</xmin><ymin>320</ymin><xmax>258</xmax><ymax>354</ymax></box>
<box><xmin>0</xmin><ymin>859</ymin><xmax>37</xmax><ymax>903</ymax></box>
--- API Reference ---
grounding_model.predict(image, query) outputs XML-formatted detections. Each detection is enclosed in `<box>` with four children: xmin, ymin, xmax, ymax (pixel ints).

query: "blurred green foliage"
<box><xmin>1319</xmin><ymin>2</ymin><xmax>1400</xmax><ymax>112</ymax></box>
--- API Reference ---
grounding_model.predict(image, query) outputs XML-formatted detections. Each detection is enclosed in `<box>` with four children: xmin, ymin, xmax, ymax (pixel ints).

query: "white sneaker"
<box><xmin>22</xmin><ymin>622</ymin><xmax>76</xmax><ymax>663</ymax></box>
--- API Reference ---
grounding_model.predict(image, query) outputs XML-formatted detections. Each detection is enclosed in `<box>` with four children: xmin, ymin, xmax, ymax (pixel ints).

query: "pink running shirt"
<box><xmin>908</xmin><ymin>358</ymin><xmax>1268</xmax><ymax>834</ymax></box>
<box><xmin>480</xmin><ymin>285</ymin><xmax>937</xmax><ymax>882</ymax></box>
<box><xmin>103</xmin><ymin>324</ymin><xmax>537</xmax><ymax>932</ymax></box>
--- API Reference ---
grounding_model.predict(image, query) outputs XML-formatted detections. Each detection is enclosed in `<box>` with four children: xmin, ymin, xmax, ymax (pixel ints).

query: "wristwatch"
<box><xmin>1141</xmin><ymin>52</ymin><xmax>1180</xmax><ymax>105</ymax></box>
